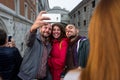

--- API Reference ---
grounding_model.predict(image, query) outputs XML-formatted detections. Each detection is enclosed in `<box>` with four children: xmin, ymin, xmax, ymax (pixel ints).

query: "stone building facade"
<box><xmin>0</xmin><ymin>0</ymin><xmax>36</xmax><ymax>56</ymax></box>
<box><xmin>69</xmin><ymin>0</ymin><xmax>100</xmax><ymax>37</ymax></box>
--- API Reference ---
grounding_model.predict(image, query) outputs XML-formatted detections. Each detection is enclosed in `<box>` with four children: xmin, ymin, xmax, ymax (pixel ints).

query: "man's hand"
<box><xmin>30</xmin><ymin>11</ymin><xmax>50</xmax><ymax>32</ymax></box>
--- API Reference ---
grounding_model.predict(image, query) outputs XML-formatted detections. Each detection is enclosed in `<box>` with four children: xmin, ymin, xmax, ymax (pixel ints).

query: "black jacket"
<box><xmin>0</xmin><ymin>47</ymin><xmax>22</xmax><ymax>80</ymax></box>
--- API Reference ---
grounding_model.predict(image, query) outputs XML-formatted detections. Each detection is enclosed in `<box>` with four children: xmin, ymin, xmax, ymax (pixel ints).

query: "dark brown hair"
<box><xmin>51</xmin><ymin>23</ymin><xmax>66</xmax><ymax>42</ymax></box>
<box><xmin>0</xmin><ymin>29</ymin><xmax>7</xmax><ymax>46</ymax></box>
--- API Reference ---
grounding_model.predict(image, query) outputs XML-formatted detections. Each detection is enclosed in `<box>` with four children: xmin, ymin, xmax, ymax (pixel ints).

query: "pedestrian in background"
<box><xmin>18</xmin><ymin>11</ymin><xmax>52</xmax><ymax>80</ymax></box>
<box><xmin>48</xmin><ymin>23</ymin><xmax>68</xmax><ymax>80</ymax></box>
<box><xmin>0</xmin><ymin>28</ymin><xmax>22</xmax><ymax>80</ymax></box>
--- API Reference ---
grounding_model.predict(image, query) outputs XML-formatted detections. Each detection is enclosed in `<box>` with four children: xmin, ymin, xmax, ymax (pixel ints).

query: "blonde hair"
<box><xmin>81</xmin><ymin>0</ymin><xmax>120</xmax><ymax>80</ymax></box>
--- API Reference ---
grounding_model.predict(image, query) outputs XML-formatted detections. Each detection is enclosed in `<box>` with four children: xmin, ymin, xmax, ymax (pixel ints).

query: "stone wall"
<box><xmin>0</xmin><ymin>3</ymin><xmax>33</xmax><ymax>56</ymax></box>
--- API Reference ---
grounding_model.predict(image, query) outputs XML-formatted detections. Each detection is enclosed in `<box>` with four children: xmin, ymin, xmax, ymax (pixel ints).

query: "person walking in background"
<box><xmin>64</xmin><ymin>0</ymin><xmax>120</xmax><ymax>80</ymax></box>
<box><xmin>48</xmin><ymin>23</ymin><xmax>68</xmax><ymax>80</ymax></box>
<box><xmin>18</xmin><ymin>11</ymin><xmax>52</xmax><ymax>80</ymax></box>
<box><xmin>0</xmin><ymin>28</ymin><xmax>22</xmax><ymax>80</ymax></box>
<box><xmin>62</xmin><ymin>24</ymin><xmax>89</xmax><ymax>77</ymax></box>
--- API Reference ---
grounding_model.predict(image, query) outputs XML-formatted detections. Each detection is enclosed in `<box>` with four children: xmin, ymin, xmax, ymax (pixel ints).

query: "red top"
<box><xmin>48</xmin><ymin>38</ymin><xmax>68</xmax><ymax>80</ymax></box>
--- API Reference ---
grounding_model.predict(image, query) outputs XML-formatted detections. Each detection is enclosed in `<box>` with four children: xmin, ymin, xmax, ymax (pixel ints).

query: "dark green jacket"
<box><xmin>78</xmin><ymin>39</ymin><xmax>89</xmax><ymax>68</ymax></box>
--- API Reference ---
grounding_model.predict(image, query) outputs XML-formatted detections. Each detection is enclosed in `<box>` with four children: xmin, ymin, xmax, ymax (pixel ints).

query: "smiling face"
<box><xmin>52</xmin><ymin>26</ymin><xmax>61</xmax><ymax>39</ymax></box>
<box><xmin>65</xmin><ymin>24</ymin><xmax>79</xmax><ymax>39</ymax></box>
<box><xmin>39</xmin><ymin>23</ymin><xmax>52</xmax><ymax>38</ymax></box>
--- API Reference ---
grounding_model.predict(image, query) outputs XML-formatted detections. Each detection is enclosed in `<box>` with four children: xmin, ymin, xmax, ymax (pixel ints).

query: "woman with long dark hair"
<box><xmin>48</xmin><ymin>23</ymin><xmax>68</xmax><ymax>80</ymax></box>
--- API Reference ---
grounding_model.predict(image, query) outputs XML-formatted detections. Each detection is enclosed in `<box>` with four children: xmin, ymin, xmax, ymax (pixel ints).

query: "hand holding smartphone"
<box><xmin>42</xmin><ymin>13</ymin><xmax>61</xmax><ymax>23</ymax></box>
<box><xmin>7</xmin><ymin>36</ymin><xmax>16</xmax><ymax>47</ymax></box>
<box><xmin>8</xmin><ymin>36</ymin><xmax>12</xmax><ymax>42</ymax></box>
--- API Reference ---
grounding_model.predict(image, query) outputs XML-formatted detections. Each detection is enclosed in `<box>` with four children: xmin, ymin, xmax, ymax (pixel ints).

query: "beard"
<box><xmin>41</xmin><ymin>34</ymin><xmax>50</xmax><ymax>43</ymax></box>
<box><xmin>41</xmin><ymin>32</ymin><xmax>50</xmax><ymax>38</ymax></box>
<box><xmin>68</xmin><ymin>35</ymin><xmax>76</xmax><ymax>39</ymax></box>
<box><xmin>41</xmin><ymin>34</ymin><xmax>49</xmax><ymax>39</ymax></box>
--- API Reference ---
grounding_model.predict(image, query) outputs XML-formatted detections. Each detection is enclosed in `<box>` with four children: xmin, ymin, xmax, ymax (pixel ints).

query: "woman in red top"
<box><xmin>48</xmin><ymin>23</ymin><xmax>68</xmax><ymax>80</ymax></box>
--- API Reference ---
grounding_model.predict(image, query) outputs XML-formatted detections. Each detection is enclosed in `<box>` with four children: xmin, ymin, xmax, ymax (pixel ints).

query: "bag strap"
<box><xmin>77</xmin><ymin>39</ymin><xmax>81</xmax><ymax>53</ymax></box>
<box><xmin>59</xmin><ymin>41</ymin><xmax>62</xmax><ymax>50</ymax></box>
<box><xmin>77</xmin><ymin>37</ymin><xmax>87</xmax><ymax>53</ymax></box>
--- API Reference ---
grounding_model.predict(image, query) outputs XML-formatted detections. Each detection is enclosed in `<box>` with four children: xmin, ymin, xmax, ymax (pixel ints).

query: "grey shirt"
<box><xmin>18</xmin><ymin>31</ymin><xmax>51</xmax><ymax>80</ymax></box>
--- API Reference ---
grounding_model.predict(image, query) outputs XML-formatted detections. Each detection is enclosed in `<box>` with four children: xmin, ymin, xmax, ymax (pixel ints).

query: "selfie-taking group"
<box><xmin>0</xmin><ymin>0</ymin><xmax>120</xmax><ymax>80</ymax></box>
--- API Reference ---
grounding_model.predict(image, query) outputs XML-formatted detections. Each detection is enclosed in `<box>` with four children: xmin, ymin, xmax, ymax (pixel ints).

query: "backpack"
<box><xmin>77</xmin><ymin>37</ymin><xmax>89</xmax><ymax>68</ymax></box>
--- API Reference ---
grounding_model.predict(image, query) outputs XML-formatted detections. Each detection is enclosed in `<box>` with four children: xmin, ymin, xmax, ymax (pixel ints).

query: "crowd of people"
<box><xmin>1</xmin><ymin>0</ymin><xmax>120</xmax><ymax>80</ymax></box>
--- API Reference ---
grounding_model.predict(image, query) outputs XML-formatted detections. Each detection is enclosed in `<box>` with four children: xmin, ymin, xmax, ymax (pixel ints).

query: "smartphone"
<box><xmin>42</xmin><ymin>13</ymin><xmax>61</xmax><ymax>23</ymax></box>
<box><xmin>8</xmin><ymin>36</ymin><xmax>12</xmax><ymax>42</ymax></box>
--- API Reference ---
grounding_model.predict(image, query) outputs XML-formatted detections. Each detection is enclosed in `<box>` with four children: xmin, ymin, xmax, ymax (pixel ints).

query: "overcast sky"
<box><xmin>48</xmin><ymin>0</ymin><xmax>82</xmax><ymax>11</ymax></box>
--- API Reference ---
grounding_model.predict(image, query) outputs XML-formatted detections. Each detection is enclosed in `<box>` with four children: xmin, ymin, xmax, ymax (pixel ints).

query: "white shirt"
<box><xmin>64</xmin><ymin>67</ymin><xmax>81</xmax><ymax>80</ymax></box>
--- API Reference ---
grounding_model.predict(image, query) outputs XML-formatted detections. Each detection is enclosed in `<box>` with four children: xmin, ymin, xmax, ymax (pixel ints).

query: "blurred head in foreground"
<box><xmin>81</xmin><ymin>0</ymin><xmax>120</xmax><ymax>80</ymax></box>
